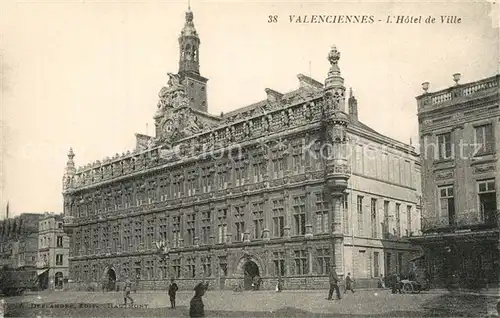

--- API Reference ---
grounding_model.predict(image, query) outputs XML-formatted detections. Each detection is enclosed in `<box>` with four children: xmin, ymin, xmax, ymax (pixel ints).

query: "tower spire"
<box><xmin>178</xmin><ymin>5</ymin><xmax>200</xmax><ymax>75</ymax></box>
<box><xmin>323</xmin><ymin>45</ymin><xmax>346</xmax><ymax>112</ymax></box>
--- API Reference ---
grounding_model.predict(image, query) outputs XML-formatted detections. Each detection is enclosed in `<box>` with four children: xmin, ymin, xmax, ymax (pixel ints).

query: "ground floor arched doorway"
<box><xmin>243</xmin><ymin>260</ymin><xmax>260</xmax><ymax>290</ymax></box>
<box><xmin>106</xmin><ymin>268</ymin><xmax>116</xmax><ymax>292</ymax></box>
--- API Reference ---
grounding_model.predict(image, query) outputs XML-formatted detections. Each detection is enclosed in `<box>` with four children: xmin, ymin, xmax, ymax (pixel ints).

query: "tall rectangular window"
<box><xmin>357</xmin><ymin>196</ymin><xmax>364</xmax><ymax>236</ymax></box>
<box><xmin>291</xmin><ymin>145</ymin><xmax>304</xmax><ymax>174</ymax></box>
<box><xmin>439</xmin><ymin>185</ymin><xmax>455</xmax><ymax>226</ymax></box>
<box><xmin>56</xmin><ymin>236</ymin><xmax>63</xmax><ymax>248</ymax></box>
<box><xmin>201</xmin><ymin>167</ymin><xmax>213</xmax><ymax>193</ymax></box>
<box><xmin>216</xmin><ymin>165</ymin><xmax>227</xmax><ymax>190</ymax></box>
<box><xmin>382</xmin><ymin>201</ymin><xmax>390</xmax><ymax>238</ymax></box>
<box><xmin>437</xmin><ymin>132</ymin><xmax>452</xmax><ymax>160</ymax></box>
<box><xmin>172</xmin><ymin>259</ymin><xmax>181</xmax><ymax>278</ymax></box>
<box><xmin>187</xmin><ymin>170</ymin><xmax>198</xmax><ymax>196</ymax></box>
<box><xmin>294</xmin><ymin>250</ymin><xmax>308</xmax><ymax>275</ymax></box>
<box><xmin>159</xmin><ymin>259</ymin><xmax>167</xmax><ymax>280</ymax></box>
<box><xmin>201</xmin><ymin>211</ymin><xmax>211</xmax><ymax>245</ymax></box>
<box><xmin>201</xmin><ymin>256</ymin><xmax>212</xmax><ymax>277</ymax></box>
<box><xmin>253</xmin><ymin>153</ymin><xmax>264</xmax><ymax>183</ymax></box>
<box><xmin>371</xmin><ymin>198</ymin><xmax>377</xmax><ymax>238</ymax></box>
<box><xmin>273</xmin><ymin>251</ymin><xmax>285</xmax><ymax>276</ymax></box>
<box><xmin>172</xmin><ymin>216</ymin><xmax>181</xmax><ymax>248</ymax></box>
<box><xmin>343</xmin><ymin>194</ymin><xmax>349</xmax><ymax>234</ymax></box>
<box><xmin>316</xmin><ymin>248</ymin><xmax>331</xmax><ymax>275</ymax></box>
<box><xmin>186</xmin><ymin>257</ymin><xmax>196</xmax><ymax>278</ymax></box>
<box><xmin>146</xmin><ymin>218</ymin><xmax>155</xmax><ymax>249</ymax></box>
<box><xmin>252</xmin><ymin>202</ymin><xmax>264</xmax><ymax>240</ymax></box>
<box><xmin>217</xmin><ymin>208</ymin><xmax>228</xmax><ymax>244</ymax></box>
<box><xmin>186</xmin><ymin>214</ymin><xmax>196</xmax><ymax>246</ymax></box>
<box><xmin>272</xmin><ymin>156</ymin><xmax>285</xmax><ymax>179</ymax></box>
<box><xmin>395</xmin><ymin>203</ymin><xmax>401</xmax><ymax>237</ymax></box>
<box><xmin>293</xmin><ymin>196</ymin><xmax>306</xmax><ymax>236</ymax></box>
<box><xmin>373</xmin><ymin>252</ymin><xmax>380</xmax><ymax>277</ymax></box>
<box><xmin>474</xmin><ymin>124</ymin><xmax>494</xmax><ymax>155</ymax></box>
<box><xmin>272</xmin><ymin>199</ymin><xmax>285</xmax><ymax>238</ymax></box>
<box><xmin>478</xmin><ymin>179</ymin><xmax>497</xmax><ymax>226</ymax></box>
<box><xmin>56</xmin><ymin>254</ymin><xmax>63</xmax><ymax>266</ymax></box>
<box><xmin>159</xmin><ymin>216</ymin><xmax>168</xmax><ymax>243</ymax></box>
<box><xmin>234</xmin><ymin>159</ymin><xmax>246</xmax><ymax>187</ymax></box>
<box><xmin>234</xmin><ymin>206</ymin><xmax>245</xmax><ymax>242</ymax></box>
<box><xmin>146</xmin><ymin>260</ymin><xmax>153</xmax><ymax>280</ymax></box>
<box><xmin>406</xmin><ymin>206</ymin><xmax>412</xmax><ymax>236</ymax></box>
<box><xmin>315</xmin><ymin>192</ymin><xmax>329</xmax><ymax>234</ymax></box>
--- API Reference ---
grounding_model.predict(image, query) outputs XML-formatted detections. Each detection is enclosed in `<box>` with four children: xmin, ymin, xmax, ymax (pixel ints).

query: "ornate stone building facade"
<box><xmin>62</xmin><ymin>9</ymin><xmax>421</xmax><ymax>290</ymax></box>
<box><xmin>410</xmin><ymin>74</ymin><xmax>500</xmax><ymax>289</ymax></box>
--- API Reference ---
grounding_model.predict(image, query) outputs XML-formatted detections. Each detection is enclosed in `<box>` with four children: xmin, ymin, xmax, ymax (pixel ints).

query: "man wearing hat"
<box><xmin>189</xmin><ymin>281</ymin><xmax>209</xmax><ymax>317</ymax></box>
<box><xmin>123</xmin><ymin>279</ymin><xmax>134</xmax><ymax>306</ymax></box>
<box><xmin>327</xmin><ymin>267</ymin><xmax>341</xmax><ymax>300</ymax></box>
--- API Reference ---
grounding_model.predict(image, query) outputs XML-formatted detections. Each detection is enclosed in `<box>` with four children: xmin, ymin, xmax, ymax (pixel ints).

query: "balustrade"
<box><xmin>423</xmin><ymin>75</ymin><xmax>499</xmax><ymax>107</ymax></box>
<box><xmin>67</xmin><ymin>95</ymin><xmax>327</xmax><ymax>190</ymax></box>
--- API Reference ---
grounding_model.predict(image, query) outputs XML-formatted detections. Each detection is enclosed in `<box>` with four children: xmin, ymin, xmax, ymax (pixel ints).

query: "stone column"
<box><xmin>243</xmin><ymin>200</ymin><xmax>251</xmax><ymax>242</ymax></box>
<box><xmin>331</xmin><ymin>194</ymin><xmax>344</xmax><ymax>274</ymax></box>
<box><xmin>225</xmin><ymin>202</ymin><xmax>233</xmax><ymax>244</ymax></box>
<box><xmin>305</xmin><ymin>187</ymin><xmax>313</xmax><ymax>238</ymax></box>
<box><xmin>262</xmin><ymin>194</ymin><xmax>271</xmax><ymax>241</ymax></box>
<box><xmin>194</xmin><ymin>207</ymin><xmax>200</xmax><ymax>247</ymax></box>
<box><xmin>178</xmin><ymin>212</ymin><xmax>184</xmax><ymax>248</ymax></box>
<box><xmin>283</xmin><ymin>190</ymin><xmax>291</xmax><ymax>238</ymax></box>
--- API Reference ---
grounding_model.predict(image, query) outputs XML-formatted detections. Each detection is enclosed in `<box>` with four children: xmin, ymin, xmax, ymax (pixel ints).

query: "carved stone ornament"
<box><xmin>474</xmin><ymin>165</ymin><xmax>496</xmax><ymax>174</ymax></box>
<box><xmin>157</xmin><ymin>73</ymin><xmax>186</xmax><ymax>110</ymax></box>
<box><xmin>435</xmin><ymin>171</ymin><xmax>454</xmax><ymax>180</ymax></box>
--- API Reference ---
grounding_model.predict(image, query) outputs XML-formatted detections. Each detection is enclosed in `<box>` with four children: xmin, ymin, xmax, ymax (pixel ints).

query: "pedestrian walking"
<box><xmin>189</xmin><ymin>282</ymin><xmax>208</xmax><ymax>317</ymax></box>
<box><xmin>168</xmin><ymin>278</ymin><xmax>179</xmax><ymax>309</ymax></box>
<box><xmin>123</xmin><ymin>280</ymin><xmax>134</xmax><ymax>306</ymax></box>
<box><xmin>326</xmin><ymin>268</ymin><xmax>341</xmax><ymax>300</ymax></box>
<box><xmin>378</xmin><ymin>274</ymin><xmax>386</xmax><ymax>288</ymax></box>
<box><xmin>391</xmin><ymin>273</ymin><xmax>402</xmax><ymax>294</ymax></box>
<box><xmin>276</xmin><ymin>277</ymin><xmax>283</xmax><ymax>292</ymax></box>
<box><xmin>344</xmin><ymin>272</ymin><xmax>355</xmax><ymax>294</ymax></box>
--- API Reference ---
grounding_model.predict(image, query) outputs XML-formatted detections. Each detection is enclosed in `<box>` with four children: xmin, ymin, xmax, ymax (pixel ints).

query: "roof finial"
<box><xmin>349</xmin><ymin>87</ymin><xmax>353</xmax><ymax>98</ymax></box>
<box><xmin>188</xmin><ymin>0</ymin><xmax>191</xmax><ymax>10</ymax></box>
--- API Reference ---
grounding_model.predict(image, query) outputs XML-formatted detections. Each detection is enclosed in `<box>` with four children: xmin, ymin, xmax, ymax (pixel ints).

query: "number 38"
<box><xmin>268</xmin><ymin>15</ymin><xmax>278</xmax><ymax>23</ymax></box>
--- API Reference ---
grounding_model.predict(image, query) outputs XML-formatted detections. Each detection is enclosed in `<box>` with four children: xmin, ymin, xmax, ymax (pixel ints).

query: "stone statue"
<box><xmin>157</xmin><ymin>73</ymin><xmax>186</xmax><ymax>110</ymax></box>
<box><xmin>262</xmin><ymin>117</ymin><xmax>269</xmax><ymax>132</ymax></box>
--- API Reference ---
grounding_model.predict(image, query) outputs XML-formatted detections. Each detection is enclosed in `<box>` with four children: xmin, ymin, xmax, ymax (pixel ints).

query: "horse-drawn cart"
<box><xmin>400</xmin><ymin>279</ymin><xmax>429</xmax><ymax>294</ymax></box>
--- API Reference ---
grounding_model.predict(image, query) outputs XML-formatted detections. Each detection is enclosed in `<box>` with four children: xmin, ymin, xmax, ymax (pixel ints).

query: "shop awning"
<box><xmin>37</xmin><ymin>268</ymin><xmax>49</xmax><ymax>276</ymax></box>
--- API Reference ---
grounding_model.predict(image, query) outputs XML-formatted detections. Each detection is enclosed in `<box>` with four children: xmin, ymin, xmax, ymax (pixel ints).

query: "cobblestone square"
<box><xmin>3</xmin><ymin>289</ymin><xmax>498</xmax><ymax>317</ymax></box>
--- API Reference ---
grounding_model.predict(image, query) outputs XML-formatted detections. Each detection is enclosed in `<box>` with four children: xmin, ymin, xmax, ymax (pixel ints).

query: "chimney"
<box><xmin>348</xmin><ymin>88</ymin><xmax>358</xmax><ymax>120</ymax></box>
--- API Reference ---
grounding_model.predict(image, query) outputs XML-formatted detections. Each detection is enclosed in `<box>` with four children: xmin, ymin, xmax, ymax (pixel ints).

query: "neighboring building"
<box><xmin>37</xmin><ymin>213</ymin><xmax>70</xmax><ymax>290</ymax></box>
<box><xmin>0</xmin><ymin>214</ymin><xmax>39</xmax><ymax>269</ymax></box>
<box><xmin>0</xmin><ymin>213</ymin><xmax>40</xmax><ymax>269</ymax></box>
<box><xmin>411</xmin><ymin>74</ymin><xmax>500</xmax><ymax>289</ymax></box>
<box><xmin>62</xmin><ymin>8</ymin><xmax>421</xmax><ymax>290</ymax></box>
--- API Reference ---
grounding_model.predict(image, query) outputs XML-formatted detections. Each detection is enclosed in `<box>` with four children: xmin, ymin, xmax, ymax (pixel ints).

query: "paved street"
<box><xmin>2</xmin><ymin>289</ymin><xmax>499</xmax><ymax>317</ymax></box>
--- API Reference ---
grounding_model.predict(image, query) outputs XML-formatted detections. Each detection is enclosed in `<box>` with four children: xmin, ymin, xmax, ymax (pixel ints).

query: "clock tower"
<box><xmin>178</xmin><ymin>7</ymin><xmax>208</xmax><ymax>112</ymax></box>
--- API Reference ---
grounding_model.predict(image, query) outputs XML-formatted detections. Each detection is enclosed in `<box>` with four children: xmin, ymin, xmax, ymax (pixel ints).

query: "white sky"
<box><xmin>0</xmin><ymin>0</ymin><xmax>498</xmax><ymax>217</ymax></box>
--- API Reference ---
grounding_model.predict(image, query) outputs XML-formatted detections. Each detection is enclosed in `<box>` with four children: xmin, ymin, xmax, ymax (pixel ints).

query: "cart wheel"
<box><xmin>403</xmin><ymin>283</ymin><xmax>413</xmax><ymax>294</ymax></box>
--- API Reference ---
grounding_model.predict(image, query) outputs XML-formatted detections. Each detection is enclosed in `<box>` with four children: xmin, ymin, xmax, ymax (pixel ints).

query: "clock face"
<box><xmin>165</xmin><ymin>119</ymin><xmax>173</xmax><ymax>132</ymax></box>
